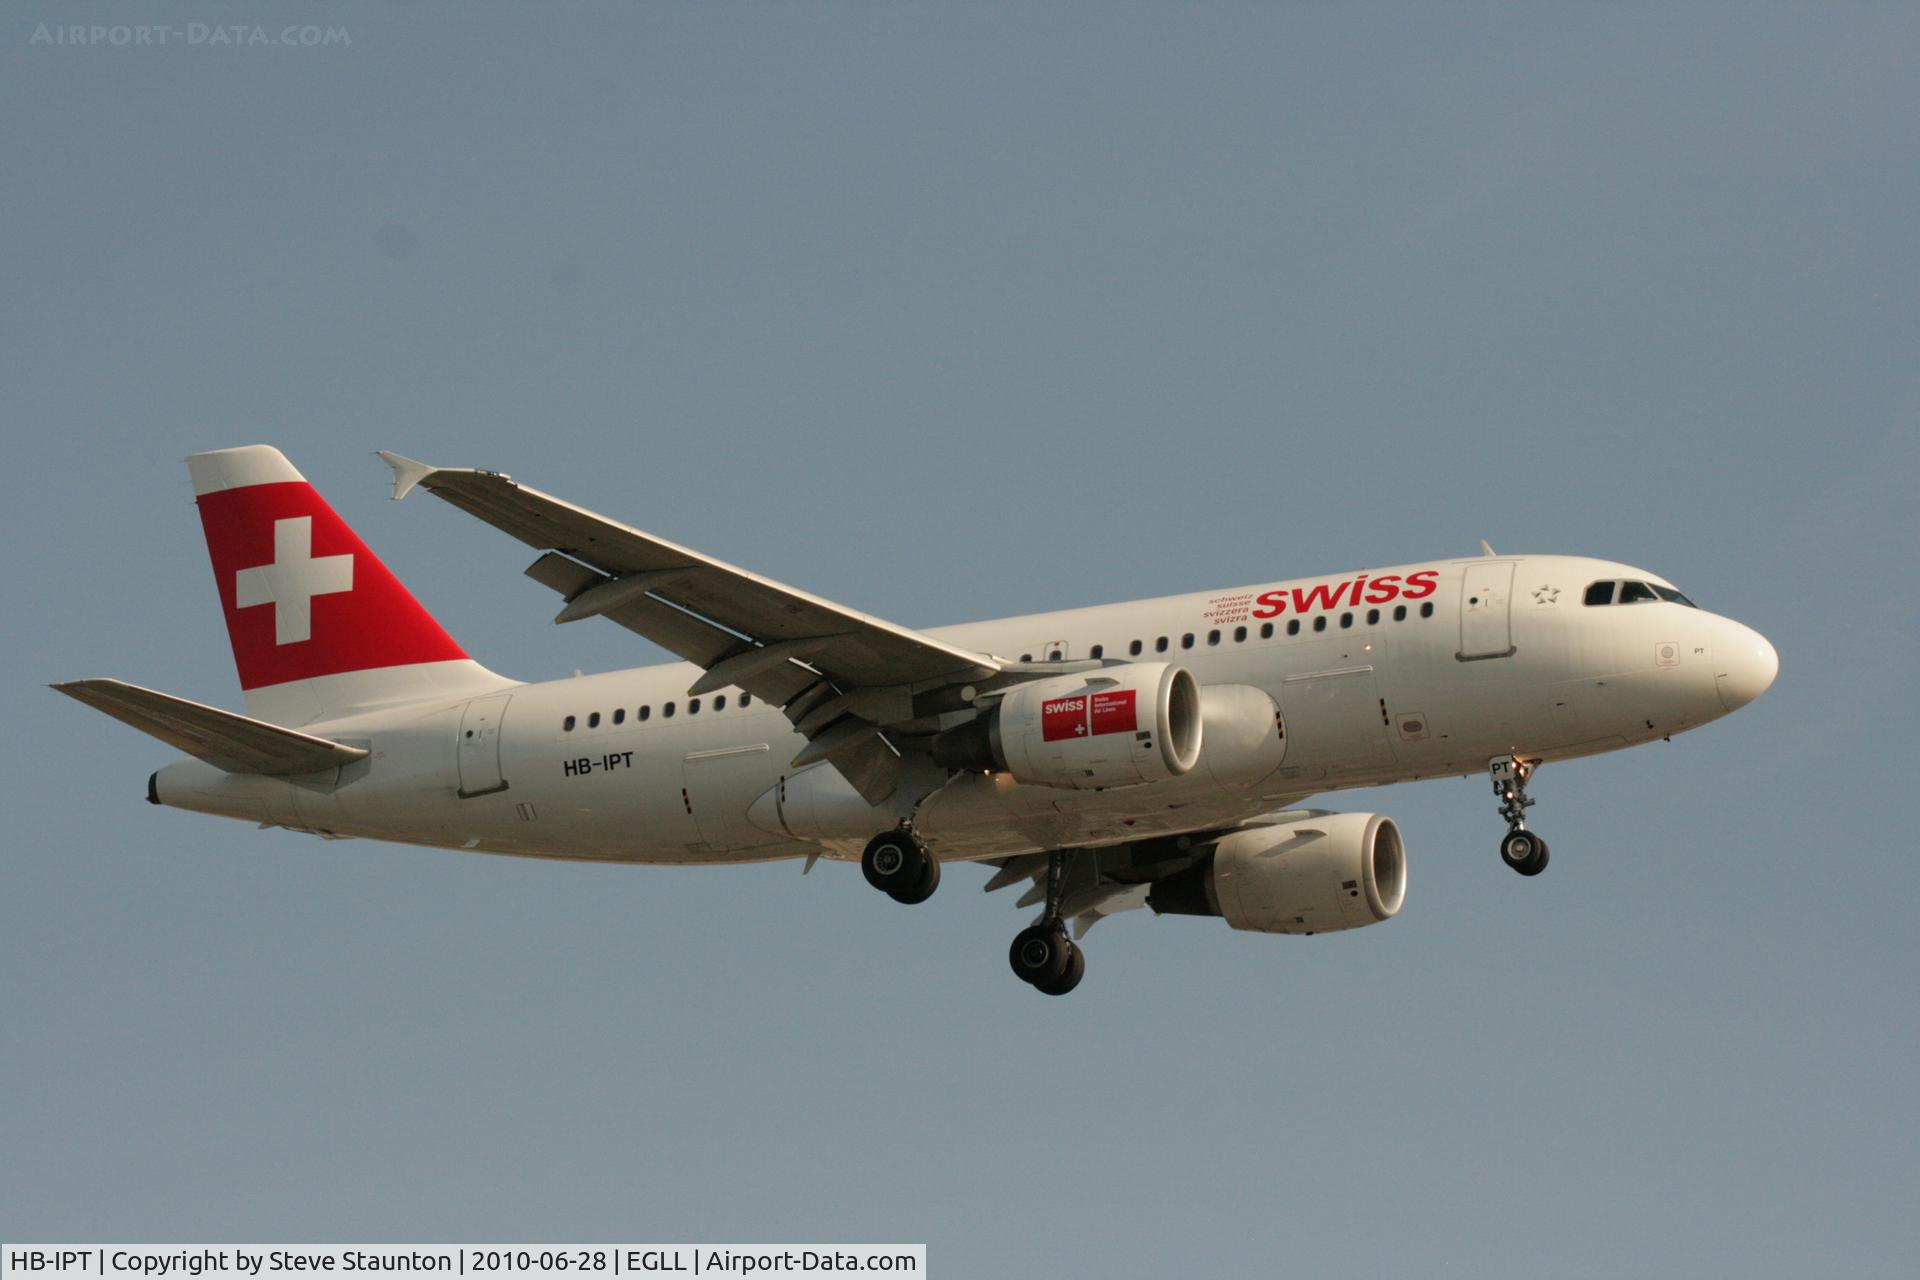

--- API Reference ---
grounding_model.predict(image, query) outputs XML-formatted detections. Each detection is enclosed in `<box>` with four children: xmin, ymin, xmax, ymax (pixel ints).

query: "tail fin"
<box><xmin>188</xmin><ymin>446</ymin><xmax>511</xmax><ymax>724</ymax></box>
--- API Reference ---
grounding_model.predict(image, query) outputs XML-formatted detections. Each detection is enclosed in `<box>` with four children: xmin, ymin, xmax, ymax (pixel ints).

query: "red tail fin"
<box><xmin>188</xmin><ymin>446</ymin><xmax>504</xmax><ymax>721</ymax></box>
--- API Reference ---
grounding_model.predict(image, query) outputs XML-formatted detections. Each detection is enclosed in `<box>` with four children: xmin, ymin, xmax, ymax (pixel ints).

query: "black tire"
<box><xmin>862</xmin><ymin>831</ymin><xmax>926</xmax><ymax>895</ymax></box>
<box><xmin>1032</xmin><ymin>943</ymin><xmax>1085</xmax><ymax>996</ymax></box>
<box><xmin>1501</xmin><ymin>829</ymin><xmax>1549</xmax><ymax>877</ymax></box>
<box><xmin>1009</xmin><ymin>924</ymin><xmax>1071</xmax><ymax>984</ymax></box>
<box><xmin>887</xmin><ymin>852</ymin><xmax>941</xmax><ymax>905</ymax></box>
<box><xmin>1500</xmin><ymin>829</ymin><xmax>1539</xmax><ymax>873</ymax></box>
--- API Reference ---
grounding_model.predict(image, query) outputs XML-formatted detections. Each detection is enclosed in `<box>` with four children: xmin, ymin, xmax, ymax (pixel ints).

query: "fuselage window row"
<box><xmin>561</xmin><ymin>690</ymin><xmax>751</xmax><ymax>732</ymax></box>
<box><xmin>1050</xmin><ymin>599</ymin><xmax>1442</xmax><ymax>674</ymax></box>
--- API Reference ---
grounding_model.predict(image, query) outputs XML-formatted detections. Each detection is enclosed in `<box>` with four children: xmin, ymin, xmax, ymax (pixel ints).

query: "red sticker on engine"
<box><xmin>1041</xmin><ymin>696</ymin><xmax>1089</xmax><ymax>741</ymax></box>
<box><xmin>1089</xmin><ymin>689</ymin><xmax>1137</xmax><ymax>735</ymax></box>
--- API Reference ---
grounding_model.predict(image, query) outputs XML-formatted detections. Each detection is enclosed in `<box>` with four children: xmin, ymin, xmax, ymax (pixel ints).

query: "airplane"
<box><xmin>56</xmin><ymin>446</ymin><xmax>1779</xmax><ymax>995</ymax></box>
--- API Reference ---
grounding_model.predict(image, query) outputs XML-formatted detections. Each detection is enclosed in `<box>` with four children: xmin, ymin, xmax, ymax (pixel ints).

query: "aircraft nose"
<box><xmin>1716</xmin><ymin>622</ymin><xmax>1779</xmax><ymax>712</ymax></box>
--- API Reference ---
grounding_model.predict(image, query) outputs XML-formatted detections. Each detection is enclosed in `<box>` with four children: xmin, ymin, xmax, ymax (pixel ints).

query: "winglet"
<box><xmin>377</xmin><ymin>450</ymin><xmax>436</xmax><ymax>501</ymax></box>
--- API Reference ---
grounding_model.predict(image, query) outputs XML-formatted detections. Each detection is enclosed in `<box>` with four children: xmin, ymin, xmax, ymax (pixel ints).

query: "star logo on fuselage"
<box><xmin>1532</xmin><ymin>585</ymin><xmax>1560</xmax><ymax>604</ymax></box>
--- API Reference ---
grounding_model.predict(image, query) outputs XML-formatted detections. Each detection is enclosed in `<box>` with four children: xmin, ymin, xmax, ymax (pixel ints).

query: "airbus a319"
<box><xmin>58</xmin><ymin>447</ymin><xmax>1778</xmax><ymax>995</ymax></box>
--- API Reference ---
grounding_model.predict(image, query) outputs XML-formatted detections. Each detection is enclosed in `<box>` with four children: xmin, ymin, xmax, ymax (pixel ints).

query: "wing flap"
<box><xmin>53</xmin><ymin>679</ymin><xmax>369</xmax><ymax>775</ymax></box>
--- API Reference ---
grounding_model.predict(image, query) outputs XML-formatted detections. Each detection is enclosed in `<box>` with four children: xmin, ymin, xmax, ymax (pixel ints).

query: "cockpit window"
<box><xmin>1617</xmin><ymin>581</ymin><xmax>1658</xmax><ymax>604</ymax></box>
<box><xmin>1653</xmin><ymin>585</ymin><xmax>1698</xmax><ymax>608</ymax></box>
<box><xmin>1587</xmin><ymin>579</ymin><xmax>1696</xmax><ymax>607</ymax></box>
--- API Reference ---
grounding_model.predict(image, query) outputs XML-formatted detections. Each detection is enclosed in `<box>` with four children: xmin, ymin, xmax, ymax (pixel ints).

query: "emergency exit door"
<box><xmin>457</xmin><ymin>693</ymin><xmax>512</xmax><ymax>797</ymax></box>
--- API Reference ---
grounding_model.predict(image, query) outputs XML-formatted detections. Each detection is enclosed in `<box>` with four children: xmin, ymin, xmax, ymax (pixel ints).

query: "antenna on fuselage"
<box><xmin>1478</xmin><ymin>539</ymin><xmax>1497</xmax><ymax>556</ymax></box>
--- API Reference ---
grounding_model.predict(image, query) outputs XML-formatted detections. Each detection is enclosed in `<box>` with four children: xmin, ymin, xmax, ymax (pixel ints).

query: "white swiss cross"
<box><xmin>234</xmin><ymin>516</ymin><xmax>353</xmax><ymax>645</ymax></box>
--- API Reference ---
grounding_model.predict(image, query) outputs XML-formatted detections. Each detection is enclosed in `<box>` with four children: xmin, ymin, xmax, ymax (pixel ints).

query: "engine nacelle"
<box><xmin>1148</xmin><ymin>811</ymin><xmax>1407</xmax><ymax>934</ymax></box>
<box><xmin>931</xmin><ymin>663</ymin><xmax>1202</xmax><ymax>790</ymax></box>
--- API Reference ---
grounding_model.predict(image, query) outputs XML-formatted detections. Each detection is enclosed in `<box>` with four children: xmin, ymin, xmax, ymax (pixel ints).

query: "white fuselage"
<box><xmin>153</xmin><ymin>554</ymin><xmax>1776</xmax><ymax>865</ymax></box>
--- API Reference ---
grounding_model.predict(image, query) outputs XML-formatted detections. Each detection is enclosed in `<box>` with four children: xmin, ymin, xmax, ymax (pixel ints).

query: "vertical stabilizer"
<box><xmin>188</xmin><ymin>445</ymin><xmax>512</xmax><ymax>725</ymax></box>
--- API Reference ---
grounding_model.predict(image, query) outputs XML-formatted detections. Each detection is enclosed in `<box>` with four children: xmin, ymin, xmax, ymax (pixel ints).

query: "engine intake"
<box><xmin>932</xmin><ymin>663</ymin><xmax>1202</xmax><ymax>790</ymax></box>
<box><xmin>1149</xmin><ymin>811</ymin><xmax>1407</xmax><ymax>934</ymax></box>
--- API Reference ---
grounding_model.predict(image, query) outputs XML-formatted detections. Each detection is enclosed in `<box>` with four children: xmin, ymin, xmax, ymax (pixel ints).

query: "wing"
<box><xmin>380</xmin><ymin>452</ymin><xmax>1002</xmax><ymax>804</ymax></box>
<box><xmin>982</xmin><ymin>823</ymin><xmax>1272</xmax><ymax>937</ymax></box>
<box><xmin>53</xmin><ymin>679</ymin><xmax>369</xmax><ymax>775</ymax></box>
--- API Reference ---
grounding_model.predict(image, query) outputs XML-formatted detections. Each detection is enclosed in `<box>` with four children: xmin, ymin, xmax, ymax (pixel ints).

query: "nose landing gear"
<box><xmin>1008</xmin><ymin>849</ymin><xmax>1086</xmax><ymax>995</ymax></box>
<box><xmin>1490</xmin><ymin>756</ymin><xmax>1550</xmax><ymax>876</ymax></box>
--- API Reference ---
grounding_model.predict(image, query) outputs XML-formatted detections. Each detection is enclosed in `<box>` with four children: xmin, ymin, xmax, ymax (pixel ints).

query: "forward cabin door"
<box><xmin>456</xmin><ymin>693</ymin><xmax>512</xmax><ymax>797</ymax></box>
<box><xmin>1458</xmin><ymin>562</ymin><xmax>1517</xmax><ymax>660</ymax></box>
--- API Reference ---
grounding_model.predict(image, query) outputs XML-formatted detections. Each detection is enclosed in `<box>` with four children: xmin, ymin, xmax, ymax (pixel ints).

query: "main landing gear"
<box><xmin>1008</xmin><ymin>850</ymin><xmax>1086</xmax><ymax>996</ymax></box>
<box><xmin>861</xmin><ymin>826</ymin><xmax>940</xmax><ymax>904</ymax></box>
<box><xmin>1490</xmin><ymin>755</ymin><xmax>1550</xmax><ymax>876</ymax></box>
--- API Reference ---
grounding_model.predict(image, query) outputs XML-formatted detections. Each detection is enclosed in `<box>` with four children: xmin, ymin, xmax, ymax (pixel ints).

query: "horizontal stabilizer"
<box><xmin>52</xmin><ymin>678</ymin><xmax>369</xmax><ymax>775</ymax></box>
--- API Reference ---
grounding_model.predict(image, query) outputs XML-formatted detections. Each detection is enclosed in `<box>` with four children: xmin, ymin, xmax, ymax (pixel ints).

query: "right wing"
<box><xmin>52</xmin><ymin>679</ymin><xmax>368</xmax><ymax>775</ymax></box>
<box><xmin>380</xmin><ymin>453</ymin><xmax>1005</xmax><ymax>803</ymax></box>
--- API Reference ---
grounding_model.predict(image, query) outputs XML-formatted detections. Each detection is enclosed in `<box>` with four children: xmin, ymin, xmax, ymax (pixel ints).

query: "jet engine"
<box><xmin>1148</xmin><ymin>811</ymin><xmax>1407</xmax><ymax>934</ymax></box>
<box><xmin>930</xmin><ymin>662</ymin><xmax>1202</xmax><ymax>790</ymax></box>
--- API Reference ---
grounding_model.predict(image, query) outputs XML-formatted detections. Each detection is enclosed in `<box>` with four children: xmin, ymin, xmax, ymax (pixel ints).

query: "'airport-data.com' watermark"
<box><xmin>29</xmin><ymin>22</ymin><xmax>351</xmax><ymax>49</ymax></box>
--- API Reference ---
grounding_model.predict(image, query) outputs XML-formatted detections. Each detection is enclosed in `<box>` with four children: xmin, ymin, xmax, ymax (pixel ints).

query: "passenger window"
<box><xmin>1090</xmin><ymin>644</ymin><xmax>1104</xmax><ymax>659</ymax></box>
<box><xmin>1234</xmin><ymin>626</ymin><xmax>1247</xmax><ymax>642</ymax></box>
<box><xmin>639</xmin><ymin>705</ymin><xmax>650</xmax><ymax>721</ymax></box>
<box><xmin>1393</xmin><ymin>605</ymin><xmax>1407</xmax><ymax>622</ymax></box>
<box><xmin>714</xmin><ymin>695</ymin><xmax>727</xmax><ymax>711</ymax></box>
<box><xmin>1181</xmin><ymin>633</ymin><xmax>1194</xmax><ymax>649</ymax></box>
<box><xmin>1287</xmin><ymin>619</ymin><xmax>1300</xmax><ymax>636</ymax></box>
<box><xmin>739</xmin><ymin>693</ymin><xmax>751</xmax><ymax>707</ymax></box>
<box><xmin>1155</xmin><ymin>637</ymin><xmax>1169</xmax><ymax>653</ymax></box>
<box><xmin>612</xmin><ymin>708</ymin><xmax>625</xmax><ymax>725</ymax></box>
<box><xmin>689</xmin><ymin>698</ymin><xmax>701</xmax><ymax>714</ymax></box>
<box><xmin>563</xmin><ymin>715</ymin><xmax>576</xmax><ymax>732</ymax></box>
<box><xmin>663</xmin><ymin>701</ymin><xmax>676</xmax><ymax>718</ymax></box>
<box><xmin>1260</xmin><ymin>623</ymin><xmax>1274</xmax><ymax>639</ymax></box>
<box><xmin>1339</xmin><ymin>612</ymin><xmax>1353</xmax><ymax>629</ymax></box>
<box><xmin>1420</xmin><ymin>602</ymin><xmax>1434</xmax><ymax>618</ymax></box>
<box><xmin>1313</xmin><ymin>616</ymin><xmax>1327</xmax><ymax>632</ymax></box>
<box><xmin>1020</xmin><ymin>653</ymin><xmax>1032</xmax><ymax>662</ymax></box>
<box><xmin>1130</xmin><ymin>640</ymin><xmax>1143</xmax><ymax>656</ymax></box>
<box><xmin>1366</xmin><ymin>608</ymin><xmax>1380</xmax><ymax>625</ymax></box>
<box><xmin>1207</xmin><ymin>629</ymin><xmax>1220</xmax><ymax>646</ymax></box>
<box><xmin>1618</xmin><ymin>581</ymin><xmax>1657</xmax><ymax>604</ymax></box>
<box><xmin>588</xmin><ymin>711</ymin><xmax>600</xmax><ymax>728</ymax></box>
<box><xmin>1584</xmin><ymin>581</ymin><xmax>1615</xmax><ymax>606</ymax></box>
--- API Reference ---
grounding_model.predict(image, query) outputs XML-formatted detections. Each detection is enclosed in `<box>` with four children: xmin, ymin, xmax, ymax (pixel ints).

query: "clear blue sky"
<box><xmin>5</xmin><ymin>4</ymin><xmax>1916</xmax><ymax>1275</ymax></box>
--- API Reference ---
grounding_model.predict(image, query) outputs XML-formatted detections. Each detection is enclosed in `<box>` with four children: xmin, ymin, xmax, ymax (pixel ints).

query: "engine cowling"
<box><xmin>1148</xmin><ymin>811</ymin><xmax>1407</xmax><ymax>934</ymax></box>
<box><xmin>932</xmin><ymin>663</ymin><xmax>1202</xmax><ymax>790</ymax></box>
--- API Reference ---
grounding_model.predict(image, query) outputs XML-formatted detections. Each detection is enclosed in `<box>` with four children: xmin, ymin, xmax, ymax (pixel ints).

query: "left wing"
<box><xmin>380</xmin><ymin>452</ymin><xmax>1003</xmax><ymax>804</ymax></box>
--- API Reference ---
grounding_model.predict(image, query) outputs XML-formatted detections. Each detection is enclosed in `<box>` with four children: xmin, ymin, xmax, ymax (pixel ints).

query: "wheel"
<box><xmin>862</xmin><ymin>830</ymin><xmax>930</xmax><ymax>898</ymax></box>
<box><xmin>1500</xmin><ymin>829</ymin><xmax>1549</xmax><ymax>876</ymax></box>
<box><xmin>1031</xmin><ymin>943</ymin><xmax>1085</xmax><ymax>996</ymax></box>
<box><xmin>887</xmin><ymin>852</ymin><xmax>941</xmax><ymax>905</ymax></box>
<box><xmin>1009</xmin><ymin>924</ymin><xmax>1071</xmax><ymax>984</ymax></box>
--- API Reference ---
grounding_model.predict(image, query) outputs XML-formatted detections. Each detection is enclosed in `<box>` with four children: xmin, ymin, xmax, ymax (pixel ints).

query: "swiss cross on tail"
<box><xmin>235</xmin><ymin>516</ymin><xmax>354</xmax><ymax>644</ymax></box>
<box><xmin>189</xmin><ymin>447</ymin><xmax>467</xmax><ymax>691</ymax></box>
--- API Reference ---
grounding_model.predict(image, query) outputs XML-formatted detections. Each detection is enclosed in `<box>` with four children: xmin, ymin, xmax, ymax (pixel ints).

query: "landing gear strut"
<box><xmin>862</xmin><ymin>826</ymin><xmax>940</xmax><ymax>904</ymax></box>
<box><xmin>1008</xmin><ymin>849</ymin><xmax>1086</xmax><ymax>995</ymax></box>
<box><xmin>1490</xmin><ymin>756</ymin><xmax>1550</xmax><ymax>876</ymax></box>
